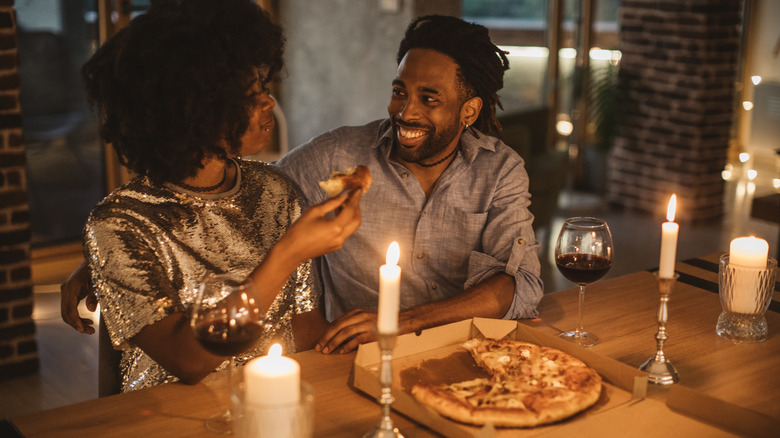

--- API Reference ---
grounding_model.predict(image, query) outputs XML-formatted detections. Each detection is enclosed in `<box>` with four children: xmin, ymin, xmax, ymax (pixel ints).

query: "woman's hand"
<box><xmin>278</xmin><ymin>190</ymin><xmax>363</xmax><ymax>263</ymax></box>
<box><xmin>246</xmin><ymin>190</ymin><xmax>362</xmax><ymax>312</ymax></box>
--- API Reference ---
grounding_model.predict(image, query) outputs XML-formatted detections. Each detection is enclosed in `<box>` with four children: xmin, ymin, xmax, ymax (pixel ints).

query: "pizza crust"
<box><xmin>411</xmin><ymin>338</ymin><xmax>603</xmax><ymax>428</ymax></box>
<box><xmin>319</xmin><ymin>165</ymin><xmax>372</xmax><ymax>197</ymax></box>
<box><xmin>412</xmin><ymin>381</ymin><xmax>485</xmax><ymax>426</ymax></box>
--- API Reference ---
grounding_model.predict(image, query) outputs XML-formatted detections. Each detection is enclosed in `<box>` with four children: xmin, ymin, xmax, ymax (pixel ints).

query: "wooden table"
<box><xmin>8</xmin><ymin>253</ymin><xmax>780</xmax><ymax>437</ymax></box>
<box><xmin>524</xmin><ymin>253</ymin><xmax>780</xmax><ymax>422</ymax></box>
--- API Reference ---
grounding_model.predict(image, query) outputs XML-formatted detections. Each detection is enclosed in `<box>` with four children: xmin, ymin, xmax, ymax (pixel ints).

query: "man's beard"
<box><xmin>393</xmin><ymin>116</ymin><xmax>460</xmax><ymax>165</ymax></box>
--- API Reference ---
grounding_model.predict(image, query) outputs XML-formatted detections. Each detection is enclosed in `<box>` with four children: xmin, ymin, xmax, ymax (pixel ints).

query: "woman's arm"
<box><xmin>131</xmin><ymin>191</ymin><xmax>362</xmax><ymax>384</ymax></box>
<box><xmin>131</xmin><ymin>312</ymin><xmax>226</xmax><ymax>384</ymax></box>
<box><xmin>131</xmin><ymin>300</ymin><xmax>330</xmax><ymax>385</ymax></box>
<box><xmin>246</xmin><ymin>190</ymin><xmax>362</xmax><ymax>310</ymax></box>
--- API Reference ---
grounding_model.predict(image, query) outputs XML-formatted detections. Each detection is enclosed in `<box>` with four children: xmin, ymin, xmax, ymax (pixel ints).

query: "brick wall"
<box><xmin>0</xmin><ymin>0</ymin><xmax>38</xmax><ymax>380</ymax></box>
<box><xmin>607</xmin><ymin>0</ymin><xmax>743</xmax><ymax>221</ymax></box>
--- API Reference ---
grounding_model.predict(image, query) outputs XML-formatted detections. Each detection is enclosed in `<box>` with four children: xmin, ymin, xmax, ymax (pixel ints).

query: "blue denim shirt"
<box><xmin>275</xmin><ymin>119</ymin><xmax>542</xmax><ymax>321</ymax></box>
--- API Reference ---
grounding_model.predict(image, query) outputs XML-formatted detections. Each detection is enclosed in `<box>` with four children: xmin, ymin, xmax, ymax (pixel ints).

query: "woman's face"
<box><xmin>238</xmin><ymin>80</ymin><xmax>276</xmax><ymax>157</ymax></box>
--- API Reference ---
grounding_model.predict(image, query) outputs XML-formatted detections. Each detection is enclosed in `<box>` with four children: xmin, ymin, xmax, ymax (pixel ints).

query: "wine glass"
<box><xmin>554</xmin><ymin>217</ymin><xmax>613</xmax><ymax>347</ymax></box>
<box><xmin>190</xmin><ymin>273</ymin><xmax>265</xmax><ymax>434</ymax></box>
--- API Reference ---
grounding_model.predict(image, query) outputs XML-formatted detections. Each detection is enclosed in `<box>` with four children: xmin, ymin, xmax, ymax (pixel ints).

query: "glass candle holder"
<box><xmin>235</xmin><ymin>381</ymin><xmax>314</xmax><ymax>438</ymax></box>
<box><xmin>716</xmin><ymin>254</ymin><xmax>778</xmax><ymax>343</ymax></box>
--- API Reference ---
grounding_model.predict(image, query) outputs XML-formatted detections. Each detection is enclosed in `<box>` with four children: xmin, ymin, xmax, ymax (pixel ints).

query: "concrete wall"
<box><xmin>278</xmin><ymin>0</ymin><xmax>459</xmax><ymax>149</ymax></box>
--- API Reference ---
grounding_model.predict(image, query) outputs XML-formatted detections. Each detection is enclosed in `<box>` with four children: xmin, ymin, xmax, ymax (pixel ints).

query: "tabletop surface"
<box><xmin>8</xmin><ymin>253</ymin><xmax>780</xmax><ymax>437</ymax></box>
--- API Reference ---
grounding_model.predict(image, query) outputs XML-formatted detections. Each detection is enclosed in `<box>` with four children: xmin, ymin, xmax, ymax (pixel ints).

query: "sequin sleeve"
<box><xmin>84</xmin><ymin>206</ymin><xmax>182</xmax><ymax>349</ymax></box>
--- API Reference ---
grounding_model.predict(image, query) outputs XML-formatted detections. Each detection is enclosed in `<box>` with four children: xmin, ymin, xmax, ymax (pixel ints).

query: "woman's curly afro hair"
<box><xmin>81</xmin><ymin>0</ymin><xmax>284</xmax><ymax>183</ymax></box>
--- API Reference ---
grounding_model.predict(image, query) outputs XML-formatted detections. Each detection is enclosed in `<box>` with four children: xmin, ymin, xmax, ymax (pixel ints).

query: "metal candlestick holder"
<box><xmin>639</xmin><ymin>272</ymin><xmax>680</xmax><ymax>385</ymax></box>
<box><xmin>364</xmin><ymin>331</ymin><xmax>404</xmax><ymax>438</ymax></box>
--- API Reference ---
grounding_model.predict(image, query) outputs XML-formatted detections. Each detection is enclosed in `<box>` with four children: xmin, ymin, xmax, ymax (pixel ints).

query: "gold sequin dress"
<box><xmin>84</xmin><ymin>158</ymin><xmax>317</xmax><ymax>392</ymax></box>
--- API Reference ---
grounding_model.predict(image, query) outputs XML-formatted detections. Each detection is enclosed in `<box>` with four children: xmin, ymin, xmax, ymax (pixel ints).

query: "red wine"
<box><xmin>556</xmin><ymin>253</ymin><xmax>612</xmax><ymax>285</ymax></box>
<box><xmin>194</xmin><ymin>320</ymin><xmax>264</xmax><ymax>356</ymax></box>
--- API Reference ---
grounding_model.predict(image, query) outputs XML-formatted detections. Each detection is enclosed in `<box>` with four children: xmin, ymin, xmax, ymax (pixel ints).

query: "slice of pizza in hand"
<box><xmin>319</xmin><ymin>165</ymin><xmax>372</xmax><ymax>197</ymax></box>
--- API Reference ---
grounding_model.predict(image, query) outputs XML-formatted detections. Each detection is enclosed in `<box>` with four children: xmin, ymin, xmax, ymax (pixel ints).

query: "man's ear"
<box><xmin>461</xmin><ymin>96</ymin><xmax>483</xmax><ymax>127</ymax></box>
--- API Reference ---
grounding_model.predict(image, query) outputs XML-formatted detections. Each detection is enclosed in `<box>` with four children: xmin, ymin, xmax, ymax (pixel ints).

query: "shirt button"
<box><xmin>402</xmin><ymin>172</ymin><xmax>409</xmax><ymax>178</ymax></box>
<box><xmin>416</xmin><ymin>253</ymin><xmax>424</xmax><ymax>259</ymax></box>
<box><xmin>431</xmin><ymin>284</ymin><xmax>438</xmax><ymax>291</ymax></box>
<box><xmin>421</xmin><ymin>211</ymin><xmax>427</xmax><ymax>217</ymax></box>
<box><xmin>517</xmin><ymin>238</ymin><xmax>525</xmax><ymax>245</ymax></box>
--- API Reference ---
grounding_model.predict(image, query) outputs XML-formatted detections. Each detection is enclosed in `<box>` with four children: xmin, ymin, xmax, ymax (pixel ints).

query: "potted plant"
<box><xmin>583</xmin><ymin>62</ymin><xmax>618</xmax><ymax>194</ymax></box>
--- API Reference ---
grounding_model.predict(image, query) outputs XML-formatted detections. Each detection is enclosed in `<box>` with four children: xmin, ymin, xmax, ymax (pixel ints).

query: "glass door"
<box><xmin>19</xmin><ymin>0</ymin><xmax>104</xmax><ymax>248</ymax></box>
<box><xmin>20</xmin><ymin>0</ymin><xmax>148</xmax><ymax>283</ymax></box>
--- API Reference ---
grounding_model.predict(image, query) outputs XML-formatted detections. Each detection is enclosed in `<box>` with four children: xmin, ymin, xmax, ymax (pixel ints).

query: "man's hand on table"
<box><xmin>60</xmin><ymin>260</ymin><xmax>98</xmax><ymax>334</ymax></box>
<box><xmin>315</xmin><ymin>309</ymin><xmax>378</xmax><ymax>354</ymax></box>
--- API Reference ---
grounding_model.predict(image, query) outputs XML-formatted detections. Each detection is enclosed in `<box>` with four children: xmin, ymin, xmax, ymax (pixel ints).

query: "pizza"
<box><xmin>319</xmin><ymin>165</ymin><xmax>372</xmax><ymax>197</ymax></box>
<box><xmin>411</xmin><ymin>338</ymin><xmax>603</xmax><ymax>428</ymax></box>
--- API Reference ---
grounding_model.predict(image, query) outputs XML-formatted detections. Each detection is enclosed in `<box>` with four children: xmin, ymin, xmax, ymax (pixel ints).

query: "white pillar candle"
<box><xmin>378</xmin><ymin>241</ymin><xmax>401</xmax><ymax>334</ymax></box>
<box><xmin>244</xmin><ymin>344</ymin><xmax>300</xmax><ymax>406</ymax></box>
<box><xmin>658</xmin><ymin>194</ymin><xmax>679</xmax><ymax>278</ymax></box>
<box><xmin>730</xmin><ymin>237</ymin><xmax>769</xmax><ymax>268</ymax></box>
<box><xmin>728</xmin><ymin>236</ymin><xmax>769</xmax><ymax>314</ymax></box>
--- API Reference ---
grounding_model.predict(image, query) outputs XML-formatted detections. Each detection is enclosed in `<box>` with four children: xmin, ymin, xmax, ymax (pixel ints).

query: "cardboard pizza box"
<box><xmin>352</xmin><ymin>318</ymin><xmax>753</xmax><ymax>437</ymax></box>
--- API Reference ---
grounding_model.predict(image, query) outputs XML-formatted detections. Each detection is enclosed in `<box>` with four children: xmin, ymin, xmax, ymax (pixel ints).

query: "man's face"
<box><xmin>387</xmin><ymin>48</ymin><xmax>464</xmax><ymax>165</ymax></box>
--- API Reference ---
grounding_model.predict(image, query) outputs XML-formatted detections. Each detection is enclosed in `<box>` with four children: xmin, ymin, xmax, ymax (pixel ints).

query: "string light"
<box><xmin>556</xmin><ymin>120</ymin><xmax>573</xmax><ymax>136</ymax></box>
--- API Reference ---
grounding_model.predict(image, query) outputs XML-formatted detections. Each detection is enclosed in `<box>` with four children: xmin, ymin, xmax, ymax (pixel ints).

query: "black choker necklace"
<box><xmin>174</xmin><ymin>166</ymin><xmax>227</xmax><ymax>193</ymax></box>
<box><xmin>417</xmin><ymin>147</ymin><xmax>459</xmax><ymax>168</ymax></box>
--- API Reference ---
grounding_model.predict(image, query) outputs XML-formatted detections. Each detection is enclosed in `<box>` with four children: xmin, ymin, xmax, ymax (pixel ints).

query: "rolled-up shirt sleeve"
<box><xmin>463</xmin><ymin>155</ymin><xmax>543</xmax><ymax>320</ymax></box>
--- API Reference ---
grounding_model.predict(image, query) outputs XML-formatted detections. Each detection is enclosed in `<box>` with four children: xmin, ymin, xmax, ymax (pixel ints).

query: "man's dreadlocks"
<box><xmin>396</xmin><ymin>15</ymin><xmax>510</xmax><ymax>135</ymax></box>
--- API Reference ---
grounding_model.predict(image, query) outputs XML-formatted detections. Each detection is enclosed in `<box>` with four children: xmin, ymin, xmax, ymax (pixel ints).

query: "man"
<box><xmin>61</xmin><ymin>15</ymin><xmax>543</xmax><ymax>353</ymax></box>
<box><xmin>276</xmin><ymin>15</ymin><xmax>542</xmax><ymax>354</ymax></box>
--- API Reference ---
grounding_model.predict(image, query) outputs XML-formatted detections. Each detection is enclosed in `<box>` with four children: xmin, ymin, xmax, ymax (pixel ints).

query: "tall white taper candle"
<box><xmin>378</xmin><ymin>242</ymin><xmax>401</xmax><ymax>334</ymax></box>
<box><xmin>658</xmin><ymin>194</ymin><xmax>679</xmax><ymax>278</ymax></box>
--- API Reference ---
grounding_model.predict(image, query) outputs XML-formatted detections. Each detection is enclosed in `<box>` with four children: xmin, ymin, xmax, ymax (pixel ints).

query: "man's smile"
<box><xmin>396</xmin><ymin>124</ymin><xmax>430</xmax><ymax>147</ymax></box>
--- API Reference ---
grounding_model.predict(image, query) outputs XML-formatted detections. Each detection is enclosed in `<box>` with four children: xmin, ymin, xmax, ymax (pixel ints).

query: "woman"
<box><xmin>81</xmin><ymin>0</ymin><xmax>361</xmax><ymax>392</ymax></box>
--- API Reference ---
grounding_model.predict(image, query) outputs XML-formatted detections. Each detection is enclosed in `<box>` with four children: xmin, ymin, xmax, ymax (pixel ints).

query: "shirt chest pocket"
<box><xmin>426</xmin><ymin>207</ymin><xmax>488</xmax><ymax>272</ymax></box>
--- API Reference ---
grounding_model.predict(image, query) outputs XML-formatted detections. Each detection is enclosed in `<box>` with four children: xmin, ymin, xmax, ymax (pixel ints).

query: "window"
<box><xmin>19</xmin><ymin>1</ymin><xmax>153</xmax><ymax>284</ymax></box>
<box><xmin>18</xmin><ymin>0</ymin><xmax>104</xmax><ymax>248</ymax></box>
<box><xmin>463</xmin><ymin>0</ymin><xmax>621</xmax><ymax>133</ymax></box>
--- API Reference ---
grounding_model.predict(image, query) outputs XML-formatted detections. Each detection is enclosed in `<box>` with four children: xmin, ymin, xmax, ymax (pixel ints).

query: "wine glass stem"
<box><xmin>576</xmin><ymin>284</ymin><xmax>586</xmax><ymax>337</ymax></box>
<box><xmin>226</xmin><ymin>357</ymin><xmax>235</xmax><ymax>420</ymax></box>
<box><xmin>205</xmin><ymin>357</ymin><xmax>234</xmax><ymax>434</ymax></box>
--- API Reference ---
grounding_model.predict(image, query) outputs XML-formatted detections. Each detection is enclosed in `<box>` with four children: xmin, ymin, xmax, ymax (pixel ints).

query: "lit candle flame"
<box><xmin>268</xmin><ymin>343</ymin><xmax>282</xmax><ymax>357</ymax></box>
<box><xmin>666</xmin><ymin>194</ymin><xmax>677</xmax><ymax>222</ymax></box>
<box><xmin>386</xmin><ymin>241</ymin><xmax>400</xmax><ymax>266</ymax></box>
